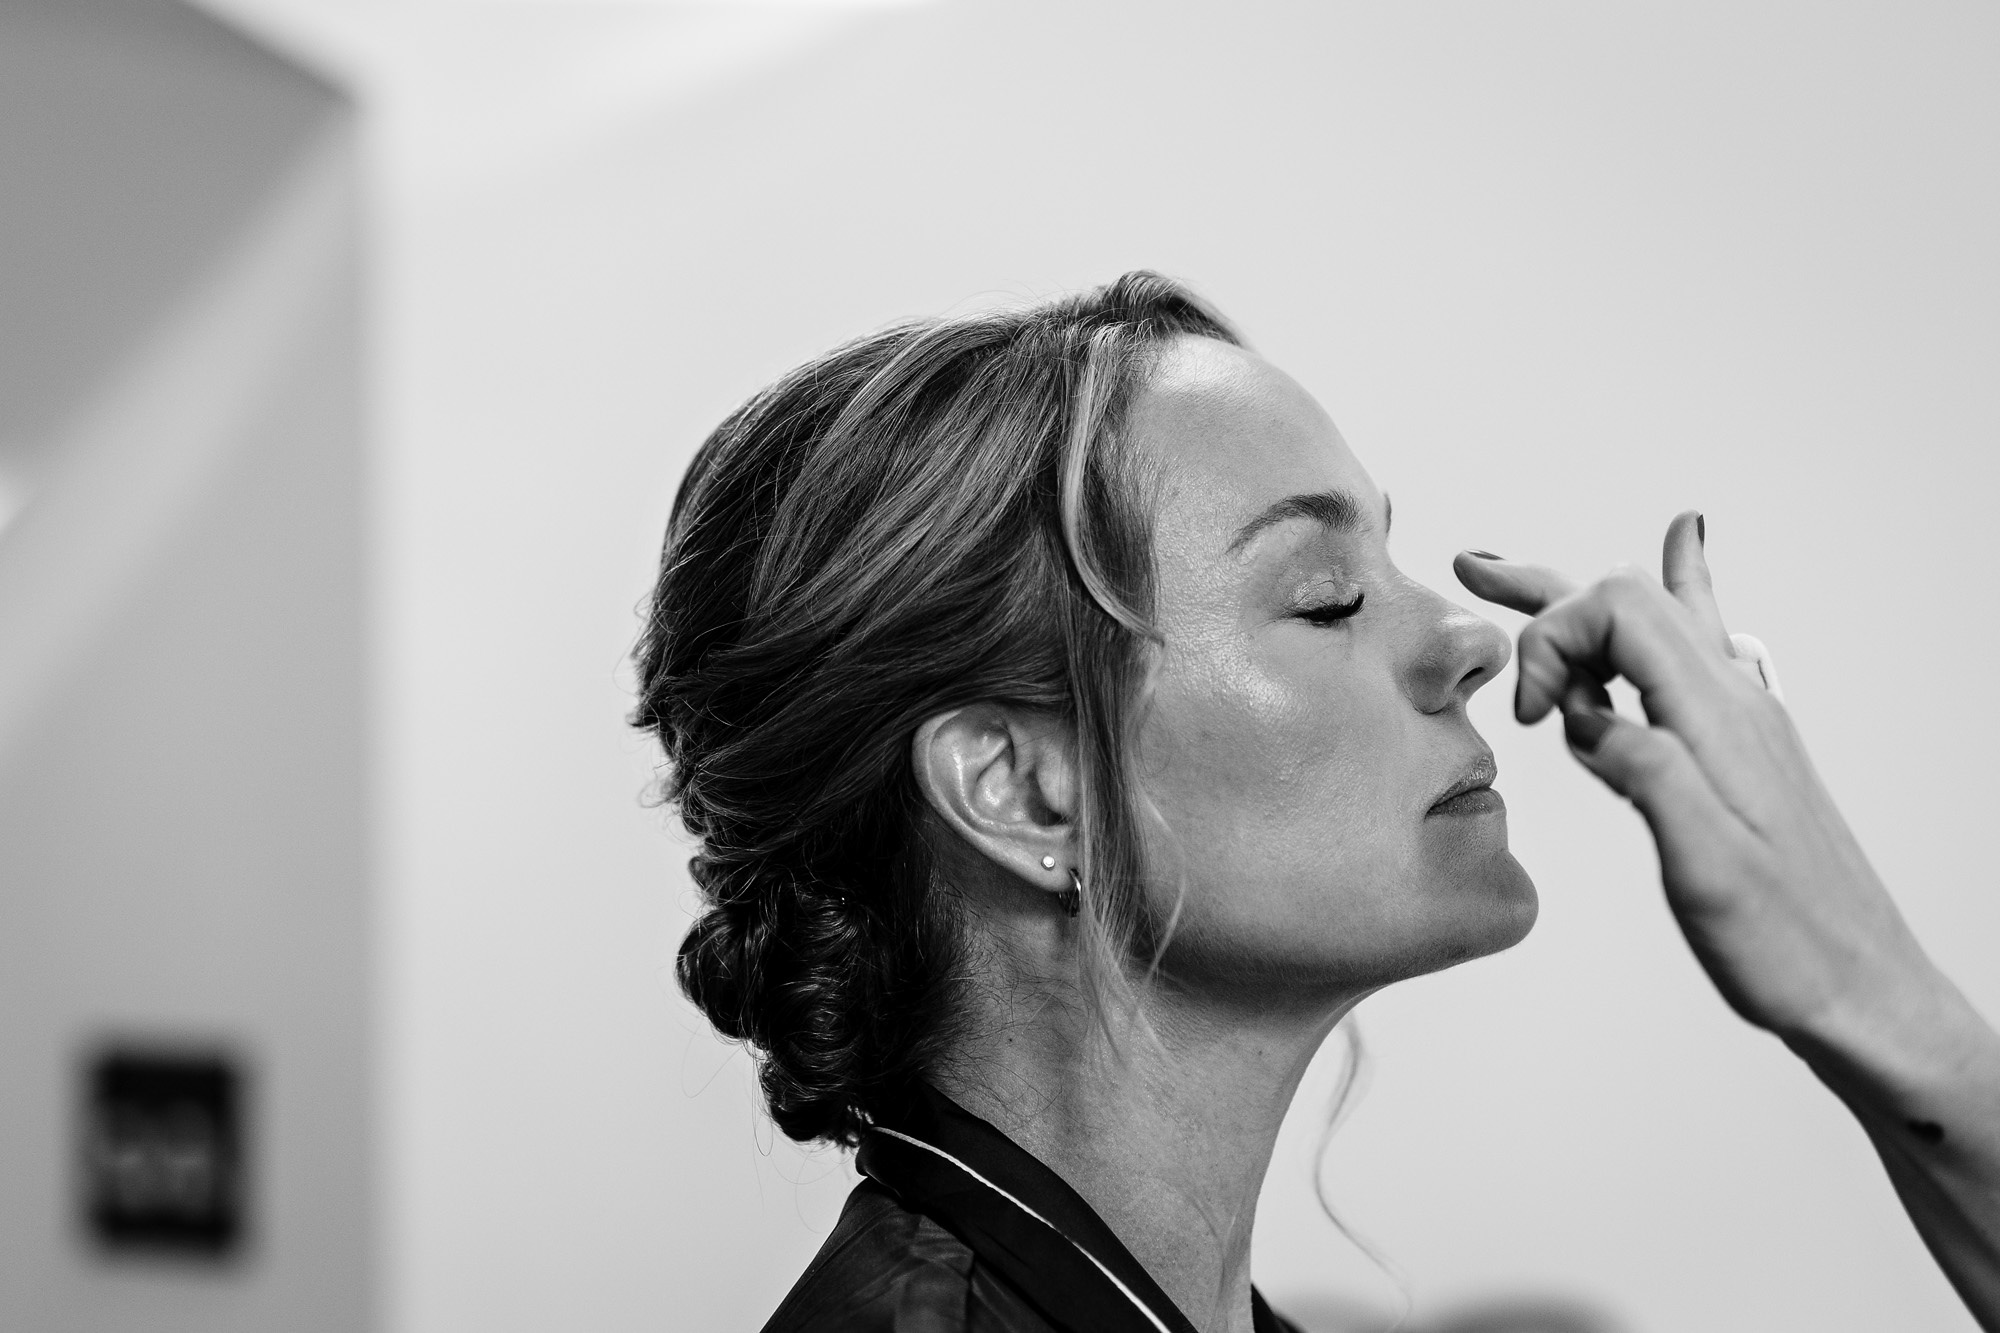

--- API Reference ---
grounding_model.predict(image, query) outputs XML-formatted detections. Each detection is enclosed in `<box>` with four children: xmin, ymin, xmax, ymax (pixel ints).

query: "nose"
<box><xmin>1399</xmin><ymin>578</ymin><xmax>1512</xmax><ymax>715</ymax></box>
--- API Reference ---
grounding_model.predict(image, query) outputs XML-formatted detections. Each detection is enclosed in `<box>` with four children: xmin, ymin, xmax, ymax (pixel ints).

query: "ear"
<box><xmin>911</xmin><ymin>704</ymin><xmax>1077</xmax><ymax>901</ymax></box>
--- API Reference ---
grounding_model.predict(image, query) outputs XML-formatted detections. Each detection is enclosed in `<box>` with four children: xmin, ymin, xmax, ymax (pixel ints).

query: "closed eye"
<box><xmin>1295</xmin><ymin>592</ymin><xmax>1365</xmax><ymax>625</ymax></box>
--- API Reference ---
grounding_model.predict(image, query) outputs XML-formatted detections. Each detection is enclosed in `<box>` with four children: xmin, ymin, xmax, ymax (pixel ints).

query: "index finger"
<box><xmin>1453</xmin><ymin>550</ymin><xmax>1580</xmax><ymax>616</ymax></box>
<box><xmin>1514</xmin><ymin>570</ymin><xmax>1732</xmax><ymax>730</ymax></box>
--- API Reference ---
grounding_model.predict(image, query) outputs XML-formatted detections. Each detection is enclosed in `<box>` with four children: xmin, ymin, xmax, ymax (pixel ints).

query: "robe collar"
<box><xmin>857</xmin><ymin>1084</ymin><xmax>1291</xmax><ymax>1333</ymax></box>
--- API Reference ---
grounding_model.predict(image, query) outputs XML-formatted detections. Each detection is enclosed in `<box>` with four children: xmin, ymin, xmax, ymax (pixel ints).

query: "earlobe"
<box><xmin>911</xmin><ymin>705</ymin><xmax>1078</xmax><ymax>903</ymax></box>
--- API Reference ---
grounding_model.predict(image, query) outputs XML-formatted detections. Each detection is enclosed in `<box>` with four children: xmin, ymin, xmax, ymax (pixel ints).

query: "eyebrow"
<box><xmin>1225</xmin><ymin>488</ymin><xmax>1392</xmax><ymax>554</ymax></box>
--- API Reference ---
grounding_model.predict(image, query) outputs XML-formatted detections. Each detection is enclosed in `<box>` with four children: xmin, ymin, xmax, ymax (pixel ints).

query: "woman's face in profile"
<box><xmin>1129</xmin><ymin>336</ymin><xmax>1536</xmax><ymax>999</ymax></box>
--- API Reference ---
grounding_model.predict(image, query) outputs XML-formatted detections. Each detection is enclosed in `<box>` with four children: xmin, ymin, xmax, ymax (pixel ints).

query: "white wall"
<box><xmin>0</xmin><ymin>3</ymin><xmax>369</xmax><ymax>1330</ymax></box>
<box><xmin>348</xmin><ymin>4</ymin><xmax>1996</xmax><ymax>1330</ymax></box>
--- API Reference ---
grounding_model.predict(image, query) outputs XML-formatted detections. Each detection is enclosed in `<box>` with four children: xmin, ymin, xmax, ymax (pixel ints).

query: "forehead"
<box><xmin>1124</xmin><ymin>336</ymin><xmax>1373</xmax><ymax>545</ymax></box>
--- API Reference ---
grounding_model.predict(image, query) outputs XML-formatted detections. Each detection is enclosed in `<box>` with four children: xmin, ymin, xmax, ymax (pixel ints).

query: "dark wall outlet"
<box><xmin>82</xmin><ymin>1047</ymin><xmax>247</xmax><ymax>1257</ymax></box>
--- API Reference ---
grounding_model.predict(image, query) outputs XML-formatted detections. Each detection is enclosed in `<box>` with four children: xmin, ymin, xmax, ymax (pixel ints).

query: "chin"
<box><xmin>1440</xmin><ymin>853</ymin><xmax>1540</xmax><ymax>962</ymax></box>
<box><xmin>1376</xmin><ymin>849</ymin><xmax>1538</xmax><ymax>983</ymax></box>
<box><xmin>1484</xmin><ymin>881</ymin><xmax>1539</xmax><ymax>955</ymax></box>
<box><xmin>1160</xmin><ymin>852</ymin><xmax>1540</xmax><ymax>996</ymax></box>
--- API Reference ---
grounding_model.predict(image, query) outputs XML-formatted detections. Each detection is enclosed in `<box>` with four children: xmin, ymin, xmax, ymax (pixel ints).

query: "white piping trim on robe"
<box><xmin>872</xmin><ymin>1126</ymin><xmax>1175</xmax><ymax>1333</ymax></box>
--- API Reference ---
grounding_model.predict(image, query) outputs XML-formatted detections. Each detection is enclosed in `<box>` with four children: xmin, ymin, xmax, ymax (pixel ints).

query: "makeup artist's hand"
<box><xmin>1454</xmin><ymin>513</ymin><xmax>1916</xmax><ymax>1039</ymax></box>
<box><xmin>1455</xmin><ymin>513</ymin><xmax>2000</xmax><ymax>1331</ymax></box>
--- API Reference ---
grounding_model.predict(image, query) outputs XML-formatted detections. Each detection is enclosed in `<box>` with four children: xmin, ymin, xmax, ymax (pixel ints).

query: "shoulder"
<box><xmin>760</xmin><ymin>1180</ymin><xmax>1056</xmax><ymax>1333</ymax></box>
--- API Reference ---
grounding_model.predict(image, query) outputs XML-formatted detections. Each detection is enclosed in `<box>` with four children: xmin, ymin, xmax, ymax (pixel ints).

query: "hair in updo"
<box><xmin>631</xmin><ymin>272</ymin><xmax>1239</xmax><ymax>1146</ymax></box>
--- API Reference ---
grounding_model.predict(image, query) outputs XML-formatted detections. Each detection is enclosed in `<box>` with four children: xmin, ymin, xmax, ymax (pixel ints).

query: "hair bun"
<box><xmin>677</xmin><ymin>856</ymin><xmax>882</xmax><ymax>1143</ymax></box>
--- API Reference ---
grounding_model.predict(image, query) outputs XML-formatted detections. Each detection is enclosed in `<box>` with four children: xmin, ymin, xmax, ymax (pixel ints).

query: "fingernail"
<box><xmin>1466</xmin><ymin>549</ymin><xmax>1504</xmax><ymax>560</ymax></box>
<box><xmin>1696</xmin><ymin>513</ymin><xmax>1705</xmax><ymax>545</ymax></box>
<box><xmin>1563</xmin><ymin>706</ymin><xmax>1615</xmax><ymax>753</ymax></box>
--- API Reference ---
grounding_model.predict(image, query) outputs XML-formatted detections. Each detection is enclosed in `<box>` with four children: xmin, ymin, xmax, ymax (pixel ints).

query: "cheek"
<box><xmin>1137</xmin><ymin>641</ymin><xmax>1420</xmax><ymax>914</ymax></box>
<box><xmin>1130</xmin><ymin>637</ymin><xmax>1533</xmax><ymax>982</ymax></box>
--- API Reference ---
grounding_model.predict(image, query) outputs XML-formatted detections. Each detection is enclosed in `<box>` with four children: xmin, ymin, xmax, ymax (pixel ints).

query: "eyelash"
<box><xmin>1295</xmin><ymin>592</ymin><xmax>1365</xmax><ymax>625</ymax></box>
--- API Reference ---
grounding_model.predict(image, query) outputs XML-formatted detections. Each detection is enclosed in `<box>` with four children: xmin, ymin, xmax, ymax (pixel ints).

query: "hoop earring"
<box><xmin>1058</xmin><ymin>867</ymin><xmax>1083</xmax><ymax>918</ymax></box>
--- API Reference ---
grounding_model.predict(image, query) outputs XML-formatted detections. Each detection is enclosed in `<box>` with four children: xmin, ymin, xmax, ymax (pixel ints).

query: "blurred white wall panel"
<box><xmin>0</xmin><ymin>2</ymin><xmax>367</xmax><ymax>1331</ymax></box>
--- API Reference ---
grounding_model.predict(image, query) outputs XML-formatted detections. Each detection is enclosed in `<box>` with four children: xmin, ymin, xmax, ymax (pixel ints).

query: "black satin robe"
<box><xmin>759</xmin><ymin>1086</ymin><xmax>1303</xmax><ymax>1333</ymax></box>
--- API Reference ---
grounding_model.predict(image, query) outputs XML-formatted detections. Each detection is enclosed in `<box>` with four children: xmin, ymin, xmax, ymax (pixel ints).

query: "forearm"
<box><xmin>1786</xmin><ymin>971</ymin><xmax>2000</xmax><ymax>1330</ymax></box>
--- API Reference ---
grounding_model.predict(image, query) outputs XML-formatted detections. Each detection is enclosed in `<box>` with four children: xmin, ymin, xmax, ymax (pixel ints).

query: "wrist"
<box><xmin>1782</xmin><ymin>964</ymin><xmax>2000</xmax><ymax>1135</ymax></box>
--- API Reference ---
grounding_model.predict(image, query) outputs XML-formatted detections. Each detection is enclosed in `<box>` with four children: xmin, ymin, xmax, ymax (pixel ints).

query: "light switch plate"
<box><xmin>82</xmin><ymin>1046</ymin><xmax>246</xmax><ymax>1257</ymax></box>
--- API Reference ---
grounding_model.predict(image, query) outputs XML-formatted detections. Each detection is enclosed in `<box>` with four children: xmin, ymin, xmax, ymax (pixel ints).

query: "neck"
<box><xmin>936</xmin><ymin>968</ymin><xmax>1350</xmax><ymax>1333</ymax></box>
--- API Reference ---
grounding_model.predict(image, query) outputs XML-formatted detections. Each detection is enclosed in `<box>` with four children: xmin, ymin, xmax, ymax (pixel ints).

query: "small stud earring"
<box><xmin>1040</xmin><ymin>855</ymin><xmax>1056</xmax><ymax>871</ymax></box>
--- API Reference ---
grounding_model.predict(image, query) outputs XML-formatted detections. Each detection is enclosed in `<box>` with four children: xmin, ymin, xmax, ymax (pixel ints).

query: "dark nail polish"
<box><xmin>1466</xmin><ymin>549</ymin><xmax>1504</xmax><ymax>560</ymax></box>
<box><xmin>1696</xmin><ymin>513</ymin><xmax>1705</xmax><ymax>545</ymax></box>
<box><xmin>1564</xmin><ymin>706</ymin><xmax>1614</xmax><ymax>753</ymax></box>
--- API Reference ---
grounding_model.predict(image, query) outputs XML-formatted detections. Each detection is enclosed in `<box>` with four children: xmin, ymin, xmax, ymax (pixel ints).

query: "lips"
<box><xmin>1427</xmin><ymin>753</ymin><xmax>1501</xmax><ymax>816</ymax></box>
